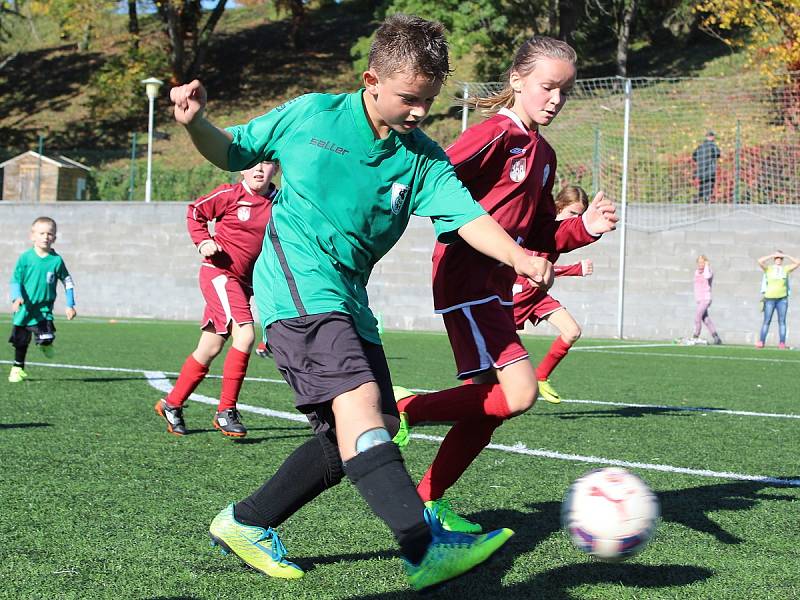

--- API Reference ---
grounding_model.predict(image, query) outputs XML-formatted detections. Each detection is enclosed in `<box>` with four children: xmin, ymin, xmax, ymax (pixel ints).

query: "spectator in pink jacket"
<box><xmin>692</xmin><ymin>255</ymin><xmax>721</xmax><ymax>345</ymax></box>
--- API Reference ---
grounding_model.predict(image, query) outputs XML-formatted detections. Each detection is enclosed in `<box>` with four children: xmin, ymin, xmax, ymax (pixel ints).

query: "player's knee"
<box><xmin>354</xmin><ymin>427</ymin><xmax>392</xmax><ymax>453</ymax></box>
<box><xmin>565</xmin><ymin>326</ymin><xmax>581</xmax><ymax>344</ymax></box>
<box><xmin>505</xmin><ymin>384</ymin><xmax>538</xmax><ymax>416</ymax></box>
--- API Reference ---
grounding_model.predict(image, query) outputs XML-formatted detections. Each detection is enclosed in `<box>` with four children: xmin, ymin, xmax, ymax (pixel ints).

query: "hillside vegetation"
<box><xmin>0</xmin><ymin>1</ymin><xmax>743</xmax><ymax>201</ymax></box>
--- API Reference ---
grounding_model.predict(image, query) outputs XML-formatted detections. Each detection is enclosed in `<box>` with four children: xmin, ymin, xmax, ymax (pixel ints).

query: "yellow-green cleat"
<box><xmin>405</xmin><ymin>506</ymin><xmax>513</xmax><ymax>591</ymax></box>
<box><xmin>393</xmin><ymin>411</ymin><xmax>411</xmax><ymax>449</ymax></box>
<box><xmin>425</xmin><ymin>498</ymin><xmax>482</xmax><ymax>533</ymax></box>
<box><xmin>209</xmin><ymin>503</ymin><xmax>303</xmax><ymax>580</ymax></box>
<box><xmin>537</xmin><ymin>379</ymin><xmax>561</xmax><ymax>404</ymax></box>
<box><xmin>392</xmin><ymin>385</ymin><xmax>415</xmax><ymax>401</ymax></box>
<box><xmin>8</xmin><ymin>366</ymin><xmax>28</xmax><ymax>383</ymax></box>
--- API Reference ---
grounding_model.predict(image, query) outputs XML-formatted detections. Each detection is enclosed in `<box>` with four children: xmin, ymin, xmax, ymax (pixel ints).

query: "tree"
<box><xmin>588</xmin><ymin>0</ymin><xmax>639</xmax><ymax>76</ymax></box>
<box><xmin>27</xmin><ymin>0</ymin><xmax>116</xmax><ymax>51</ymax></box>
<box><xmin>695</xmin><ymin>0</ymin><xmax>800</xmax><ymax>75</ymax></box>
<box><xmin>153</xmin><ymin>0</ymin><xmax>229</xmax><ymax>84</ymax></box>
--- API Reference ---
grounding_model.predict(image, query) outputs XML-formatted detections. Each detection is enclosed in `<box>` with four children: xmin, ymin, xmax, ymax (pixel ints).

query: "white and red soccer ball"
<box><xmin>561</xmin><ymin>467</ymin><xmax>660</xmax><ymax>561</ymax></box>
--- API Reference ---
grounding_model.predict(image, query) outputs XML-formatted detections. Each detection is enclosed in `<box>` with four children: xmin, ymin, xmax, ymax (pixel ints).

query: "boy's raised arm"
<box><xmin>171</xmin><ymin>79</ymin><xmax>233</xmax><ymax>171</ymax></box>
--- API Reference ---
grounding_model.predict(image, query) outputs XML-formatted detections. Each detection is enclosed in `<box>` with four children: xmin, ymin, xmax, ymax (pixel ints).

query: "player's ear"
<box><xmin>363</xmin><ymin>69</ymin><xmax>380</xmax><ymax>94</ymax></box>
<box><xmin>509</xmin><ymin>70</ymin><xmax>523</xmax><ymax>93</ymax></box>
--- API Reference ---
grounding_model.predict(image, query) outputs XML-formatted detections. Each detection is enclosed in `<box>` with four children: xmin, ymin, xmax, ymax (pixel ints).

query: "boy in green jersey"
<box><xmin>8</xmin><ymin>217</ymin><xmax>76</xmax><ymax>383</ymax></box>
<box><xmin>171</xmin><ymin>14</ymin><xmax>552</xmax><ymax>590</ymax></box>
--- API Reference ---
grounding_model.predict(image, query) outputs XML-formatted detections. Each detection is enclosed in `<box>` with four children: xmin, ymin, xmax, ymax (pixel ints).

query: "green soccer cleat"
<box><xmin>537</xmin><ymin>379</ymin><xmax>561</xmax><ymax>404</ymax></box>
<box><xmin>40</xmin><ymin>344</ymin><xmax>55</xmax><ymax>359</ymax></box>
<box><xmin>393</xmin><ymin>385</ymin><xmax>416</xmax><ymax>401</ymax></box>
<box><xmin>8</xmin><ymin>366</ymin><xmax>28</xmax><ymax>383</ymax></box>
<box><xmin>425</xmin><ymin>498</ymin><xmax>482</xmax><ymax>533</ymax></box>
<box><xmin>393</xmin><ymin>411</ymin><xmax>410</xmax><ymax>449</ymax></box>
<box><xmin>209</xmin><ymin>503</ymin><xmax>303</xmax><ymax>580</ymax></box>
<box><xmin>404</xmin><ymin>507</ymin><xmax>513</xmax><ymax>591</ymax></box>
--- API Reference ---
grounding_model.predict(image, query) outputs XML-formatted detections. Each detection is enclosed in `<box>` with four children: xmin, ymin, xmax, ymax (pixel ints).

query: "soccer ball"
<box><xmin>561</xmin><ymin>467</ymin><xmax>659</xmax><ymax>562</ymax></box>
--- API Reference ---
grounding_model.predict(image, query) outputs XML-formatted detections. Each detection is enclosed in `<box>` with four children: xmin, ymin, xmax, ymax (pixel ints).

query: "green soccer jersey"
<box><xmin>227</xmin><ymin>90</ymin><xmax>486</xmax><ymax>344</ymax></box>
<box><xmin>11</xmin><ymin>248</ymin><xmax>73</xmax><ymax>326</ymax></box>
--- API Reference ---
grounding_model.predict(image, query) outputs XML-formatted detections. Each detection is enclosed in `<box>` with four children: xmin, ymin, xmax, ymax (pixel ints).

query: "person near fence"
<box><xmin>154</xmin><ymin>161</ymin><xmax>278</xmax><ymax>437</ymax></box>
<box><xmin>168</xmin><ymin>14</ymin><xmax>560</xmax><ymax>591</ymax></box>
<box><xmin>756</xmin><ymin>251</ymin><xmax>799</xmax><ymax>349</ymax></box>
<box><xmin>512</xmin><ymin>185</ymin><xmax>596</xmax><ymax>404</ymax></box>
<box><xmin>392</xmin><ymin>36</ymin><xmax>618</xmax><ymax>534</ymax></box>
<box><xmin>691</xmin><ymin>254</ymin><xmax>722</xmax><ymax>345</ymax></box>
<box><xmin>8</xmin><ymin>216</ymin><xmax>76</xmax><ymax>383</ymax></box>
<box><xmin>692</xmin><ymin>131</ymin><xmax>720</xmax><ymax>203</ymax></box>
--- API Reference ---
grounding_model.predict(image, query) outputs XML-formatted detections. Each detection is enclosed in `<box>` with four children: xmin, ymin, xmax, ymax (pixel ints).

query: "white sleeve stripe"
<box><xmin>63</xmin><ymin>275</ymin><xmax>75</xmax><ymax>289</ymax></box>
<box><xmin>449</xmin><ymin>131</ymin><xmax>506</xmax><ymax>171</ymax></box>
<box><xmin>192</xmin><ymin>187</ymin><xmax>233</xmax><ymax>221</ymax></box>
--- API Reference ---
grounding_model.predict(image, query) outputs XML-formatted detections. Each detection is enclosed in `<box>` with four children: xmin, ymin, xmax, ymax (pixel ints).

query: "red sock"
<box><xmin>219</xmin><ymin>346</ymin><xmax>250</xmax><ymax>411</ymax></box>
<box><xmin>535</xmin><ymin>336</ymin><xmax>572</xmax><ymax>381</ymax></box>
<box><xmin>417</xmin><ymin>417</ymin><xmax>503</xmax><ymax>501</ymax></box>
<box><xmin>398</xmin><ymin>383</ymin><xmax>511</xmax><ymax>426</ymax></box>
<box><xmin>166</xmin><ymin>354</ymin><xmax>209</xmax><ymax>407</ymax></box>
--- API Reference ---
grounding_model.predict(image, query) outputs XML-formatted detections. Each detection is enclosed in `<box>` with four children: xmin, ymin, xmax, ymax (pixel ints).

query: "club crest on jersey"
<box><xmin>510</xmin><ymin>157</ymin><xmax>526</xmax><ymax>183</ymax></box>
<box><xmin>237</xmin><ymin>206</ymin><xmax>251</xmax><ymax>221</ymax></box>
<box><xmin>46</xmin><ymin>272</ymin><xmax>56</xmax><ymax>284</ymax></box>
<box><xmin>542</xmin><ymin>164</ymin><xmax>551</xmax><ymax>188</ymax></box>
<box><xmin>390</xmin><ymin>183</ymin><xmax>409</xmax><ymax>215</ymax></box>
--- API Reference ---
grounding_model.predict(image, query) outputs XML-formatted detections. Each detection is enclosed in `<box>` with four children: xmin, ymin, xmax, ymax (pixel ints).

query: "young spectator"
<box><xmin>691</xmin><ymin>254</ymin><xmax>721</xmax><ymax>345</ymax></box>
<box><xmin>8</xmin><ymin>217</ymin><xmax>76</xmax><ymax>383</ymax></box>
<box><xmin>169</xmin><ymin>14</ymin><xmax>553</xmax><ymax>591</ymax></box>
<box><xmin>394</xmin><ymin>36</ymin><xmax>618</xmax><ymax>534</ymax></box>
<box><xmin>756</xmin><ymin>251</ymin><xmax>799</xmax><ymax>349</ymax></box>
<box><xmin>154</xmin><ymin>161</ymin><xmax>278</xmax><ymax>437</ymax></box>
<box><xmin>512</xmin><ymin>185</ymin><xmax>596</xmax><ymax>404</ymax></box>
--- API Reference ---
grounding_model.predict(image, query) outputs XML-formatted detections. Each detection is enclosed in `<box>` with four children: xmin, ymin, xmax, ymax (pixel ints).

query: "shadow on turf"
<box><xmin>0</xmin><ymin>422</ymin><xmax>52</xmax><ymax>429</ymax></box>
<box><xmin>546</xmin><ymin>405</ymin><xmax>705</xmax><ymax>419</ymax></box>
<box><xmin>317</xmin><ymin>479</ymin><xmax>794</xmax><ymax>598</ymax></box>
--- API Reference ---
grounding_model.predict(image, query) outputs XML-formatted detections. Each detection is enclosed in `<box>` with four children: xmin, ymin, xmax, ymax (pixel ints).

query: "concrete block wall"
<box><xmin>1</xmin><ymin>202</ymin><xmax>798</xmax><ymax>345</ymax></box>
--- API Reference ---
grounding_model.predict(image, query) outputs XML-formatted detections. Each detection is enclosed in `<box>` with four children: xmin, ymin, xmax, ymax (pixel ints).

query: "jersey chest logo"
<box><xmin>46</xmin><ymin>271</ymin><xmax>56</xmax><ymax>284</ymax></box>
<box><xmin>390</xmin><ymin>183</ymin><xmax>409</xmax><ymax>215</ymax></box>
<box><xmin>510</xmin><ymin>157</ymin><xmax>526</xmax><ymax>183</ymax></box>
<box><xmin>542</xmin><ymin>164</ymin><xmax>551</xmax><ymax>188</ymax></box>
<box><xmin>237</xmin><ymin>206</ymin><xmax>251</xmax><ymax>221</ymax></box>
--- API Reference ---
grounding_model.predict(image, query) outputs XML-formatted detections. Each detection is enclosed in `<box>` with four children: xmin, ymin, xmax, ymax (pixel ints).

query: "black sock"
<box><xmin>234</xmin><ymin>431</ymin><xmax>344</xmax><ymax>528</ymax></box>
<box><xmin>13</xmin><ymin>345</ymin><xmax>27</xmax><ymax>369</ymax></box>
<box><xmin>343</xmin><ymin>442</ymin><xmax>431</xmax><ymax>565</ymax></box>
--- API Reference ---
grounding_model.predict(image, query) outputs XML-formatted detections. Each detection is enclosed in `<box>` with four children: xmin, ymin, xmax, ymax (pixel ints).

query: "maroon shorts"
<box><xmin>198</xmin><ymin>265</ymin><xmax>254</xmax><ymax>334</ymax></box>
<box><xmin>439</xmin><ymin>298</ymin><xmax>529</xmax><ymax>380</ymax></box>
<box><xmin>513</xmin><ymin>282</ymin><xmax>563</xmax><ymax>328</ymax></box>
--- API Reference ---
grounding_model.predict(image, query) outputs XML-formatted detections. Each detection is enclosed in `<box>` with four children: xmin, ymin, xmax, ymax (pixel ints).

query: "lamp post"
<box><xmin>141</xmin><ymin>77</ymin><xmax>163</xmax><ymax>203</ymax></box>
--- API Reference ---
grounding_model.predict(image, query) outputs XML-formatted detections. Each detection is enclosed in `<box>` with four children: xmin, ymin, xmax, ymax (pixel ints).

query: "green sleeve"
<box><xmin>225</xmin><ymin>94</ymin><xmax>318</xmax><ymax>171</ymax></box>
<box><xmin>411</xmin><ymin>141</ymin><xmax>486</xmax><ymax>243</ymax></box>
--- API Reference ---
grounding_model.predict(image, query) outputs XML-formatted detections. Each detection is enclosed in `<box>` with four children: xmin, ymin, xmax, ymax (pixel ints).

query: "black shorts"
<box><xmin>8</xmin><ymin>321</ymin><xmax>56</xmax><ymax>347</ymax></box>
<box><xmin>266</xmin><ymin>311</ymin><xmax>398</xmax><ymax>434</ymax></box>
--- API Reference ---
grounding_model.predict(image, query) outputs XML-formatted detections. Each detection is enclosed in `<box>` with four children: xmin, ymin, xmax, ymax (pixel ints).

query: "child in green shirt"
<box><xmin>8</xmin><ymin>216</ymin><xmax>76</xmax><ymax>383</ymax></box>
<box><xmin>170</xmin><ymin>14</ymin><xmax>552</xmax><ymax>591</ymax></box>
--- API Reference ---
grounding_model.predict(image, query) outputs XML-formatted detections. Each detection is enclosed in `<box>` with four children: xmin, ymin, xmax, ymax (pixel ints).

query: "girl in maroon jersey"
<box><xmin>512</xmin><ymin>184</ymin><xmax>594</xmax><ymax>404</ymax></box>
<box><xmin>395</xmin><ymin>37</ymin><xmax>617</xmax><ymax>533</ymax></box>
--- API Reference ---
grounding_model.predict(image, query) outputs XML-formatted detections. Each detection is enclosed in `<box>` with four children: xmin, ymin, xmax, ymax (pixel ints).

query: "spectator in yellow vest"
<box><xmin>756</xmin><ymin>251</ymin><xmax>799</xmax><ymax>349</ymax></box>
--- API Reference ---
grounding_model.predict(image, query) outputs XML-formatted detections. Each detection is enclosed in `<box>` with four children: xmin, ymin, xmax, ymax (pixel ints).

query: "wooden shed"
<box><xmin>0</xmin><ymin>151</ymin><xmax>91</xmax><ymax>202</ymax></box>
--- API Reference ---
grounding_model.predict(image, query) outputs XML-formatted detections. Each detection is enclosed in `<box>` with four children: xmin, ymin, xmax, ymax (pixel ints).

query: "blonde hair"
<box><xmin>469</xmin><ymin>36</ymin><xmax>577</xmax><ymax>113</ymax></box>
<box><xmin>698</xmin><ymin>254</ymin><xmax>708</xmax><ymax>262</ymax></box>
<box><xmin>554</xmin><ymin>185</ymin><xmax>588</xmax><ymax>213</ymax></box>
<box><xmin>32</xmin><ymin>216</ymin><xmax>57</xmax><ymax>231</ymax></box>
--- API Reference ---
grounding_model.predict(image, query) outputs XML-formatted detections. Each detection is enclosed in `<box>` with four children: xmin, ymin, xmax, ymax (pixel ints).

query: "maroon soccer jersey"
<box><xmin>432</xmin><ymin>108</ymin><xmax>595</xmax><ymax>311</ymax></box>
<box><xmin>187</xmin><ymin>182</ymin><xmax>276</xmax><ymax>284</ymax></box>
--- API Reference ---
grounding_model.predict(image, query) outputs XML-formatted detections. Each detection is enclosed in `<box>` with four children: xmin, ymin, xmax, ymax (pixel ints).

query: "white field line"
<box><xmin>5</xmin><ymin>359</ymin><xmax>798</xmax><ymax>488</ymax></box>
<box><xmin>573</xmin><ymin>349</ymin><xmax>800</xmax><ymax>364</ymax></box>
<box><xmin>571</xmin><ymin>343</ymin><xmax>676</xmax><ymax>351</ymax></box>
<box><xmin>5</xmin><ymin>360</ymin><xmax>800</xmax><ymax>421</ymax></box>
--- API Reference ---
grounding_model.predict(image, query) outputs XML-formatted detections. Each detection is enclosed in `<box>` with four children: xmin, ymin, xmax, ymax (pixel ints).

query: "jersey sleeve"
<box><xmin>187</xmin><ymin>185</ymin><xmax>231</xmax><ymax>246</ymax></box>
<box><xmin>226</xmin><ymin>94</ymin><xmax>318</xmax><ymax>171</ymax></box>
<box><xmin>411</xmin><ymin>141</ymin><xmax>486</xmax><ymax>243</ymax></box>
<box><xmin>56</xmin><ymin>258</ymin><xmax>75</xmax><ymax>306</ymax></box>
<box><xmin>555</xmin><ymin>262</ymin><xmax>584</xmax><ymax>277</ymax></box>
<box><xmin>446</xmin><ymin>123</ymin><xmax>505</xmax><ymax>188</ymax></box>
